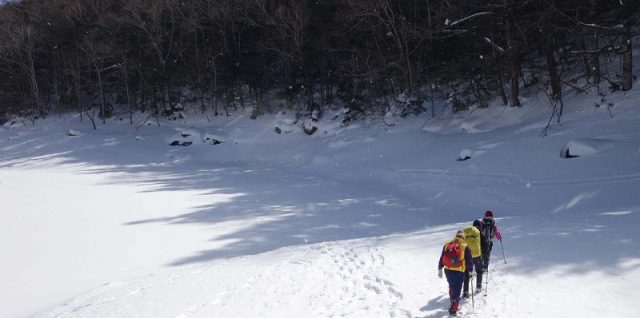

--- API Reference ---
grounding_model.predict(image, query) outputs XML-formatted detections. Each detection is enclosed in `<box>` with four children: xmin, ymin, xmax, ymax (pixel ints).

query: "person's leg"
<box><xmin>483</xmin><ymin>251</ymin><xmax>491</xmax><ymax>271</ymax></box>
<box><xmin>445</xmin><ymin>269</ymin><xmax>455</xmax><ymax>309</ymax></box>
<box><xmin>462</xmin><ymin>270</ymin><xmax>470</xmax><ymax>297</ymax></box>
<box><xmin>447</xmin><ymin>270</ymin><xmax>464</xmax><ymax>313</ymax></box>
<box><xmin>474</xmin><ymin>257</ymin><xmax>484</xmax><ymax>289</ymax></box>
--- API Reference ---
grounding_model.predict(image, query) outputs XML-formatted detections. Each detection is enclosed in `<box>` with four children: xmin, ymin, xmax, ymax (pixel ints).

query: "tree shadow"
<box><xmin>119</xmin><ymin>164</ymin><xmax>436</xmax><ymax>265</ymax></box>
<box><xmin>2</xmin><ymin>121</ymin><xmax>640</xmax><ymax>275</ymax></box>
<box><xmin>0</xmin><ymin>124</ymin><xmax>445</xmax><ymax>266</ymax></box>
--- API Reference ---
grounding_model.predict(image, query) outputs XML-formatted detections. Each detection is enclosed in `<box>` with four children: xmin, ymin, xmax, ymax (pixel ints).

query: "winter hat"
<box><xmin>456</xmin><ymin>230</ymin><xmax>466</xmax><ymax>239</ymax></box>
<box><xmin>485</xmin><ymin>210</ymin><xmax>494</xmax><ymax>217</ymax></box>
<box><xmin>473</xmin><ymin>219</ymin><xmax>482</xmax><ymax>229</ymax></box>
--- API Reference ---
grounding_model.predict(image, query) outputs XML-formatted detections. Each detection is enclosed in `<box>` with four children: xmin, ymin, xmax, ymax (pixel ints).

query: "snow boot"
<box><xmin>449</xmin><ymin>300</ymin><xmax>460</xmax><ymax>315</ymax></box>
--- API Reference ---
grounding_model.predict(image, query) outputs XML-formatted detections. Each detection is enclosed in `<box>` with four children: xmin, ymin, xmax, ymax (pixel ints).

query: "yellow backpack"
<box><xmin>463</xmin><ymin>226</ymin><xmax>482</xmax><ymax>258</ymax></box>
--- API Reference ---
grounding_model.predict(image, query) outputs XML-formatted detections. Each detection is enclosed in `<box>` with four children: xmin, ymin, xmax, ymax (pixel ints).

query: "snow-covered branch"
<box><xmin>101</xmin><ymin>63</ymin><xmax>125</xmax><ymax>72</ymax></box>
<box><xmin>579</xmin><ymin>22</ymin><xmax>625</xmax><ymax>32</ymax></box>
<box><xmin>483</xmin><ymin>37</ymin><xmax>504</xmax><ymax>53</ymax></box>
<box><xmin>445</xmin><ymin>12</ymin><xmax>493</xmax><ymax>27</ymax></box>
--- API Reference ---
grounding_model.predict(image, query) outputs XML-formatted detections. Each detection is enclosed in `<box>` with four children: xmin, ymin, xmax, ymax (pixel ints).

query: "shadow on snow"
<box><xmin>1</xmin><ymin>122</ymin><xmax>639</xmax><ymax>275</ymax></box>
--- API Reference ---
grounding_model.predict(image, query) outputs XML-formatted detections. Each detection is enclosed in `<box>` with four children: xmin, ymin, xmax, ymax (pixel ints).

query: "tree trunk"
<box><xmin>122</xmin><ymin>61</ymin><xmax>133</xmax><ymax>125</ymax></box>
<box><xmin>546</xmin><ymin>45</ymin><xmax>562</xmax><ymax>101</ymax></box>
<box><xmin>27</xmin><ymin>49</ymin><xmax>41</xmax><ymax>114</ymax></box>
<box><xmin>53</xmin><ymin>66</ymin><xmax>61</xmax><ymax>116</ymax></box>
<box><xmin>591</xmin><ymin>33</ymin><xmax>601</xmax><ymax>87</ymax></box>
<box><xmin>504</xmin><ymin>19</ymin><xmax>520</xmax><ymax>107</ymax></box>
<box><xmin>510</xmin><ymin>70</ymin><xmax>521</xmax><ymax>107</ymax></box>
<box><xmin>497</xmin><ymin>72</ymin><xmax>508</xmax><ymax>106</ymax></box>
<box><xmin>622</xmin><ymin>27</ymin><xmax>633</xmax><ymax>91</ymax></box>
<box><xmin>94</xmin><ymin>64</ymin><xmax>106</xmax><ymax>124</ymax></box>
<box><xmin>73</xmin><ymin>69</ymin><xmax>83</xmax><ymax>121</ymax></box>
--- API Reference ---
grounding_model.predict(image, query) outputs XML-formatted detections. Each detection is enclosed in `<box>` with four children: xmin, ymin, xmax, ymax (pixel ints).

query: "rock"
<box><xmin>303</xmin><ymin>120</ymin><xmax>317</xmax><ymax>135</ymax></box>
<box><xmin>560</xmin><ymin>138</ymin><xmax>613</xmax><ymax>158</ymax></box>
<box><xmin>67</xmin><ymin>129</ymin><xmax>82</xmax><ymax>136</ymax></box>
<box><xmin>203</xmin><ymin>134</ymin><xmax>224</xmax><ymax>145</ymax></box>
<box><xmin>303</xmin><ymin>125</ymin><xmax>318</xmax><ymax>135</ymax></box>
<box><xmin>457</xmin><ymin>149</ymin><xmax>473</xmax><ymax>161</ymax></box>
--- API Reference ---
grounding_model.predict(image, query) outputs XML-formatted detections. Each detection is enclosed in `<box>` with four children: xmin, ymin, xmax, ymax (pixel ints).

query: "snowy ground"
<box><xmin>1</xmin><ymin>87</ymin><xmax>640</xmax><ymax>318</ymax></box>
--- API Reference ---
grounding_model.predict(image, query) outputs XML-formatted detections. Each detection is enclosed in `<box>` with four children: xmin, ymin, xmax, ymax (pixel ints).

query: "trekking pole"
<box><xmin>471</xmin><ymin>276</ymin><xmax>475</xmax><ymax>309</ymax></box>
<box><xmin>499</xmin><ymin>238</ymin><xmax>507</xmax><ymax>264</ymax></box>
<box><xmin>484</xmin><ymin>265</ymin><xmax>489</xmax><ymax>297</ymax></box>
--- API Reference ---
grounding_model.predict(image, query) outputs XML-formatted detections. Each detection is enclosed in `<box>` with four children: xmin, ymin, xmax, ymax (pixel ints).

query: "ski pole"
<box><xmin>499</xmin><ymin>238</ymin><xmax>506</xmax><ymax>264</ymax></box>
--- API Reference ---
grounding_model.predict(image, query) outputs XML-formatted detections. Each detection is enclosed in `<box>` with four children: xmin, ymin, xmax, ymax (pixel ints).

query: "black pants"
<box><xmin>482</xmin><ymin>252</ymin><xmax>491</xmax><ymax>272</ymax></box>
<box><xmin>482</xmin><ymin>241</ymin><xmax>493</xmax><ymax>270</ymax></box>
<box><xmin>463</xmin><ymin>257</ymin><xmax>484</xmax><ymax>294</ymax></box>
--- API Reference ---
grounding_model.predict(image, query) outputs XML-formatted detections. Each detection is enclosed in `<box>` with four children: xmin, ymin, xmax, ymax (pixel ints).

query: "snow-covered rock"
<box><xmin>67</xmin><ymin>129</ymin><xmax>83</xmax><ymax>136</ymax></box>
<box><xmin>457</xmin><ymin>149</ymin><xmax>473</xmax><ymax>161</ymax></box>
<box><xmin>203</xmin><ymin>133</ymin><xmax>224</xmax><ymax>145</ymax></box>
<box><xmin>168</xmin><ymin>129</ymin><xmax>200</xmax><ymax>146</ymax></box>
<box><xmin>274</xmin><ymin>119</ymin><xmax>295</xmax><ymax>134</ymax></box>
<box><xmin>560</xmin><ymin>138</ymin><xmax>614</xmax><ymax>158</ymax></box>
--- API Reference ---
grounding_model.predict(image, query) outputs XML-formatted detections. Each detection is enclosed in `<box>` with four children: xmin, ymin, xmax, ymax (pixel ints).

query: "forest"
<box><xmin>0</xmin><ymin>0</ymin><xmax>638</xmax><ymax>124</ymax></box>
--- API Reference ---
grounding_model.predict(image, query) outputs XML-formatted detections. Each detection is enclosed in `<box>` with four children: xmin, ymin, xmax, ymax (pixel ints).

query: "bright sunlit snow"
<box><xmin>1</xmin><ymin>87</ymin><xmax>640</xmax><ymax>318</ymax></box>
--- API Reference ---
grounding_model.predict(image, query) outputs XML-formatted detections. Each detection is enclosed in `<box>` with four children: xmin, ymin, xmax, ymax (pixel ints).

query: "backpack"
<box><xmin>442</xmin><ymin>240</ymin><xmax>463</xmax><ymax>268</ymax></box>
<box><xmin>463</xmin><ymin>226</ymin><xmax>481</xmax><ymax>258</ymax></box>
<box><xmin>482</xmin><ymin>217</ymin><xmax>495</xmax><ymax>242</ymax></box>
<box><xmin>474</xmin><ymin>219</ymin><xmax>489</xmax><ymax>252</ymax></box>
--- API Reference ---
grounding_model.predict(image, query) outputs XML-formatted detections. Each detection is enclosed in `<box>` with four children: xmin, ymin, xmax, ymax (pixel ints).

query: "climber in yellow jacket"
<box><xmin>438</xmin><ymin>230</ymin><xmax>474</xmax><ymax>316</ymax></box>
<box><xmin>462</xmin><ymin>221</ymin><xmax>485</xmax><ymax>298</ymax></box>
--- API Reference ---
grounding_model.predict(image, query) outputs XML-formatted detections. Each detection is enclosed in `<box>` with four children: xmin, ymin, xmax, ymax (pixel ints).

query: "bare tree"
<box><xmin>252</xmin><ymin>0</ymin><xmax>312</xmax><ymax>110</ymax></box>
<box><xmin>0</xmin><ymin>4</ymin><xmax>43</xmax><ymax>115</ymax></box>
<box><xmin>344</xmin><ymin>0</ymin><xmax>428</xmax><ymax>94</ymax></box>
<box><xmin>122</xmin><ymin>0</ymin><xmax>179</xmax><ymax>112</ymax></box>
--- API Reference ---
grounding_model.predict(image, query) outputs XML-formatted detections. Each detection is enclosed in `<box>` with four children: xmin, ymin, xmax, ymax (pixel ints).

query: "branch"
<box><xmin>101</xmin><ymin>63</ymin><xmax>124</xmax><ymax>73</ymax></box>
<box><xmin>579</xmin><ymin>22</ymin><xmax>625</xmax><ymax>33</ymax></box>
<box><xmin>483</xmin><ymin>37</ymin><xmax>505</xmax><ymax>53</ymax></box>
<box><xmin>445</xmin><ymin>12</ymin><xmax>493</xmax><ymax>27</ymax></box>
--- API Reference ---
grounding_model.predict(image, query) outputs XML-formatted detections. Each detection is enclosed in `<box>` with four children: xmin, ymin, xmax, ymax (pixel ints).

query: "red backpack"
<box><xmin>442</xmin><ymin>240</ymin><xmax>462</xmax><ymax>268</ymax></box>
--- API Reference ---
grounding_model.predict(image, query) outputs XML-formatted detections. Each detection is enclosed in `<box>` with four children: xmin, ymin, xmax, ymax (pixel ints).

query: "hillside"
<box><xmin>1</xmin><ymin>86</ymin><xmax>640</xmax><ymax>318</ymax></box>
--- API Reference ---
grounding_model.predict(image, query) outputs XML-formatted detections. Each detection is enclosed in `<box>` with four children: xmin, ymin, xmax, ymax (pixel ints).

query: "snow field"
<box><xmin>2</xmin><ymin>87</ymin><xmax>640</xmax><ymax>317</ymax></box>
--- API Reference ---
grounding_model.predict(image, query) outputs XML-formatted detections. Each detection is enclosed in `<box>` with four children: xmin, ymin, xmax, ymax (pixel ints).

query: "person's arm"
<box><xmin>438</xmin><ymin>246</ymin><xmax>445</xmax><ymax>270</ymax></box>
<box><xmin>465</xmin><ymin>247</ymin><xmax>473</xmax><ymax>273</ymax></box>
<box><xmin>438</xmin><ymin>246</ymin><xmax>445</xmax><ymax>278</ymax></box>
<box><xmin>494</xmin><ymin>225</ymin><xmax>502</xmax><ymax>240</ymax></box>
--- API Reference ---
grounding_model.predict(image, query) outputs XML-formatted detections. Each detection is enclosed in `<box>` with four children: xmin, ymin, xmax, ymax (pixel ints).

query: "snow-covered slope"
<box><xmin>1</xmin><ymin>87</ymin><xmax>639</xmax><ymax>318</ymax></box>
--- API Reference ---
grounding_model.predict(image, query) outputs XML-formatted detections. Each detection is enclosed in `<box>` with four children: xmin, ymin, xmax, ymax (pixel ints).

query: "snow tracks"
<box><xmin>35</xmin><ymin>240</ymin><xmax>411</xmax><ymax>318</ymax></box>
<box><xmin>307</xmin><ymin>243</ymin><xmax>408</xmax><ymax>317</ymax></box>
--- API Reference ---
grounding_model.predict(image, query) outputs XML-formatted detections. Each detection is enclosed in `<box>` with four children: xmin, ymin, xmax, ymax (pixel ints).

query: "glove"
<box><xmin>438</xmin><ymin>268</ymin><xmax>443</xmax><ymax>279</ymax></box>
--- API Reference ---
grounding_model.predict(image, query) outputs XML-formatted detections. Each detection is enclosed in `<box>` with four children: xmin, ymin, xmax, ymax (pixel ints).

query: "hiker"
<box><xmin>462</xmin><ymin>222</ymin><xmax>484</xmax><ymax>297</ymax></box>
<box><xmin>438</xmin><ymin>230</ymin><xmax>474</xmax><ymax>316</ymax></box>
<box><xmin>481</xmin><ymin>210</ymin><xmax>502</xmax><ymax>271</ymax></box>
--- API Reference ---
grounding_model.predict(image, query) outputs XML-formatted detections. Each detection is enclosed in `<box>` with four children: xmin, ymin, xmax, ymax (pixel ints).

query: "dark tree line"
<box><xmin>0</xmin><ymin>0</ymin><xmax>638</xmax><ymax>124</ymax></box>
